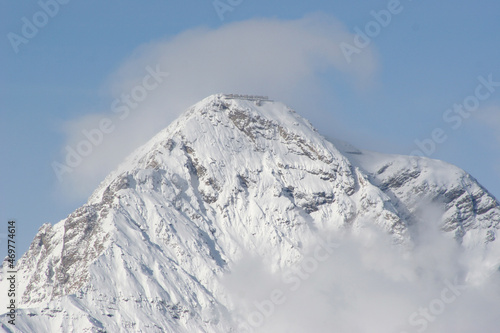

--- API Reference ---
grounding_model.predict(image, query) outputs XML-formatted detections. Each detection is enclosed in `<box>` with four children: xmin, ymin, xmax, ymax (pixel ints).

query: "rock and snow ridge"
<box><xmin>1</xmin><ymin>94</ymin><xmax>500</xmax><ymax>332</ymax></box>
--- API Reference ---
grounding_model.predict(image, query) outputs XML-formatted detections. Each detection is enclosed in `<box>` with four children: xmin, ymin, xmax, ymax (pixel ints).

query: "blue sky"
<box><xmin>1</xmin><ymin>0</ymin><xmax>500</xmax><ymax>255</ymax></box>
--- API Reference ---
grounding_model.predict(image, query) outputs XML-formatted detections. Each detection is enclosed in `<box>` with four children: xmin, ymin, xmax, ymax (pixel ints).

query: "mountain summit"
<box><xmin>2</xmin><ymin>94</ymin><xmax>500</xmax><ymax>332</ymax></box>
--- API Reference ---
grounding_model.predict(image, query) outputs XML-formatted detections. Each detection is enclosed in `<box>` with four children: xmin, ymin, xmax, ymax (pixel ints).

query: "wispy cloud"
<box><xmin>53</xmin><ymin>13</ymin><xmax>378</xmax><ymax>200</ymax></box>
<box><xmin>476</xmin><ymin>105</ymin><xmax>500</xmax><ymax>143</ymax></box>
<box><xmin>474</xmin><ymin>104</ymin><xmax>500</xmax><ymax>182</ymax></box>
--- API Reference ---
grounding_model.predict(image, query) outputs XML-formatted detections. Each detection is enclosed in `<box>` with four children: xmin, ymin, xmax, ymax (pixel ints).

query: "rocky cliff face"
<box><xmin>2</xmin><ymin>94</ymin><xmax>499</xmax><ymax>332</ymax></box>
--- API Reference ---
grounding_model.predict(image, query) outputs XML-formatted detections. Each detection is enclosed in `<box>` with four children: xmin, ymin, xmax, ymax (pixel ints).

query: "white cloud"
<box><xmin>53</xmin><ymin>13</ymin><xmax>379</xmax><ymax>200</ymax></box>
<box><xmin>223</xmin><ymin>214</ymin><xmax>500</xmax><ymax>333</ymax></box>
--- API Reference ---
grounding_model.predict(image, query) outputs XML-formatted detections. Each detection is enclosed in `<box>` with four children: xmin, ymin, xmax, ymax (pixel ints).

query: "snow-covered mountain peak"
<box><xmin>2</xmin><ymin>94</ymin><xmax>500</xmax><ymax>332</ymax></box>
<box><xmin>89</xmin><ymin>93</ymin><xmax>347</xmax><ymax>207</ymax></box>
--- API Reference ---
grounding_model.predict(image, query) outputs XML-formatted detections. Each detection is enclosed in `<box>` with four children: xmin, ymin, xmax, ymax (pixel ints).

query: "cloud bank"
<box><xmin>223</xmin><ymin>216</ymin><xmax>500</xmax><ymax>333</ymax></box>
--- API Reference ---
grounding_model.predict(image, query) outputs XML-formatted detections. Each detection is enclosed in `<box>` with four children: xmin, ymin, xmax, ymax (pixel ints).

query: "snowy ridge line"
<box><xmin>223</xmin><ymin>94</ymin><xmax>273</xmax><ymax>101</ymax></box>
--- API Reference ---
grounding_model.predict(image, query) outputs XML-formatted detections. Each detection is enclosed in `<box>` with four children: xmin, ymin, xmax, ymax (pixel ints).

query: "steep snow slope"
<box><xmin>345</xmin><ymin>149</ymin><xmax>500</xmax><ymax>247</ymax></box>
<box><xmin>1</xmin><ymin>94</ymin><xmax>499</xmax><ymax>332</ymax></box>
